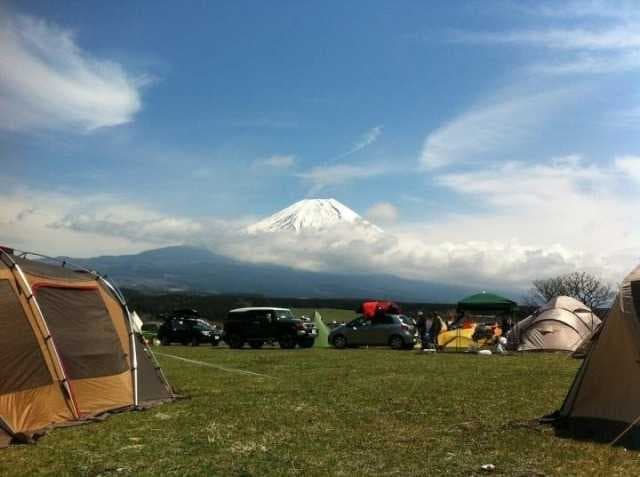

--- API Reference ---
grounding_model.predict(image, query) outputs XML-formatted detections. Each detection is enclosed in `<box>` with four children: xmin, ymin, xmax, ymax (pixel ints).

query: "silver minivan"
<box><xmin>329</xmin><ymin>314</ymin><xmax>416</xmax><ymax>350</ymax></box>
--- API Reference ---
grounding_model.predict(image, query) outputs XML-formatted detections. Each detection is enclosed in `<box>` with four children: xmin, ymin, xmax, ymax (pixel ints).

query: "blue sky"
<box><xmin>1</xmin><ymin>0</ymin><xmax>640</xmax><ymax>290</ymax></box>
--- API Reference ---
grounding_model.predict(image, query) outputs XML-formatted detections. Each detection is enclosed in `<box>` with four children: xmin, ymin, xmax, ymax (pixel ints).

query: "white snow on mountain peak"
<box><xmin>247</xmin><ymin>198</ymin><xmax>383</xmax><ymax>234</ymax></box>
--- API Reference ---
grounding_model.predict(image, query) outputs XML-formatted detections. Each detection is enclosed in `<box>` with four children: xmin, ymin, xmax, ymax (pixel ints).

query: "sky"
<box><xmin>1</xmin><ymin>0</ymin><xmax>640</xmax><ymax>294</ymax></box>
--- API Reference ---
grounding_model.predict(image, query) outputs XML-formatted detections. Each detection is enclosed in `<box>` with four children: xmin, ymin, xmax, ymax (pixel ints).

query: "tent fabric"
<box><xmin>358</xmin><ymin>301</ymin><xmax>401</xmax><ymax>319</ymax></box>
<box><xmin>507</xmin><ymin>296</ymin><xmax>600</xmax><ymax>352</ymax></box>
<box><xmin>0</xmin><ymin>280</ymin><xmax>52</xmax><ymax>394</ymax></box>
<box><xmin>36</xmin><ymin>287</ymin><xmax>129</xmax><ymax>380</ymax></box>
<box><xmin>552</xmin><ymin>265</ymin><xmax>640</xmax><ymax>445</ymax></box>
<box><xmin>0</xmin><ymin>249</ymin><xmax>174</xmax><ymax>447</ymax></box>
<box><xmin>457</xmin><ymin>292</ymin><xmax>518</xmax><ymax>314</ymax></box>
<box><xmin>131</xmin><ymin>311</ymin><xmax>144</xmax><ymax>334</ymax></box>
<box><xmin>134</xmin><ymin>336</ymin><xmax>173</xmax><ymax>403</ymax></box>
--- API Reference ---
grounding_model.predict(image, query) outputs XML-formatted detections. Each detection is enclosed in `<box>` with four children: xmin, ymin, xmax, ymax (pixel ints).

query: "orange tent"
<box><xmin>0</xmin><ymin>248</ymin><xmax>174</xmax><ymax>447</ymax></box>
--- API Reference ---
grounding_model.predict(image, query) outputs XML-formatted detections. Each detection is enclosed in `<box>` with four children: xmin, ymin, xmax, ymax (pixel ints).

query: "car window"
<box><xmin>228</xmin><ymin>312</ymin><xmax>244</xmax><ymax>321</ymax></box>
<box><xmin>398</xmin><ymin>315</ymin><xmax>412</xmax><ymax>325</ymax></box>
<box><xmin>348</xmin><ymin>317</ymin><xmax>369</xmax><ymax>327</ymax></box>
<box><xmin>274</xmin><ymin>310</ymin><xmax>295</xmax><ymax>321</ymax></box>
<box><xmin>172</xmin><ymin>319</ymin><xmax>186</xmax><ymax>330</ymax></box>
<box><xmin>250</xmin><ymin>311</ymin><xmax>273</xmax><ymax>321</ymax></box>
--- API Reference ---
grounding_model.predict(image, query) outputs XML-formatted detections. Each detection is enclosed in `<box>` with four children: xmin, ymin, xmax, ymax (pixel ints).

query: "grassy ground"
<box><xmin>2</xmin><ymin>349</ymin><xmax>639</xmax><ymax>476</ymax></box>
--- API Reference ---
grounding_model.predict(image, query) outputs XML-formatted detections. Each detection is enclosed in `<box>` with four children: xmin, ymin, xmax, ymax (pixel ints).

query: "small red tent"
<box><xmin>357</xmin><ymin>301</ymin><xmax>402</xmax><ymax>319</ymax></box>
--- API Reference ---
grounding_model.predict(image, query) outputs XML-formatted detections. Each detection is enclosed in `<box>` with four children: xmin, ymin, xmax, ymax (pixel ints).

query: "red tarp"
<box><xmin>358</xmin><ymin>301</ymin><xmax>402</xmax><ymax>319</ymax></box>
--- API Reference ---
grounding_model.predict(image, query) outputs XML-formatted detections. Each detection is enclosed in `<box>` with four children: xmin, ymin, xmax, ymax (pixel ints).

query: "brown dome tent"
<box><xmin>547</xmin><ymin>265</ymin><xmax>640</xmax><ymax>446</ymax></box>
<box><xmin>506</xmin><ymin>296</ymin><xmax>601</xmax><ymax>352</ymax></box>
<box><xmin>0</xmin><ymin>247</ymin><xmax>174</xmax><ymax>447</ymax></box>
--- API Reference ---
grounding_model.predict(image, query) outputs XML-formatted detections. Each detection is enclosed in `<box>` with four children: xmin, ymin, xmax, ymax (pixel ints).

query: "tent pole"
<box><xmin>610</xmin><ymin>414</ymin><xmax>640</xmax><ymax>447</ymax></box>
<box><xmin>0</xmin><ymin>251</ymin><xmax>81</xmax><ymax>419</ymax></box>
<box><xmin>125</xmin><ymin>307</ymin><xmax>139</xmax><ymax>408</ymax></box>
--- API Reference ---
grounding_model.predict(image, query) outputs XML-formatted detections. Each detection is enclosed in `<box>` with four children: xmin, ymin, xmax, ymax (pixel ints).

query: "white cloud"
<box><xmin>419</xmin><ymin>88</ymin><xmax>579</xmax><ymax>170</ymax></box>
<box><xmin>2</xmin><ymin>160</ymin><xmax>638</xmax><ymax>293</ymax></box>
<box><xmin>333</xmin><ymin>125</ymin><xmax>383</xmax><ymax>161</ymax></box>
<box><xmin>365</xmin><ymin>202</ymin><xmax>399</xmax><ymax>224</ymax></box>
<box><xmin>298</xmin><ymin>163</ymin><xmax>388</xmax><ymax>194</ymax></box>
<box><xmin>615</xmin><ymin>155</ymin><xmax>640</xmax><ymax>182</ymax></box>
<box><xmin>422</xmin><ymin>156</ymin><xmax>640</xmax><ymax>276</ymax></box>
<box><xmin>0</xmin><ymin>11</ymin><xmax>145</xmax><ymax>133</ymax></box>
<box><xmin>252</xmin><ymin>154</ymin><xmax>296</xmax><ymax>169</ymax></box>
<box><xmin>0</xmin><ymin>189</ymin><xmax>203</xmax><ymax>257</ymax></box>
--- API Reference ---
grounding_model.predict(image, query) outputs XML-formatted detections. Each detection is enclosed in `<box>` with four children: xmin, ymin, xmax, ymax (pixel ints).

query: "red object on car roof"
<box><xmin>358</xmin><ymin>301</ymin><xmax>402</xmax><ymax>319</ymax></box>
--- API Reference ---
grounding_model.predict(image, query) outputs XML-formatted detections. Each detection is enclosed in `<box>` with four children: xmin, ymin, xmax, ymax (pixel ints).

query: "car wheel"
<box><xmin>160</xmin><ymin>335</ymin><xmax>170</xmax><ymax>346</ymax></box>
<box><xmin>249</xmin><ymin>341</ymin><xmax>264</xmax><ymax>349</ymax></box>
<box><xmin>279</xmin><ymin>334</ymin><xmax>296</xmax><ymax>349</ymax></box>
<box><xmin>389</xmin><ymin>335</ymin><xmax>405</xmax><ymax>350</ymax></box>
<box><xmin>228</xmin><ymin>334</ymin><xmax>245</xmax><ymax>349</ymax></box>
<box><xmin>332</xmin><ymin>334</ymin><xmax>347</xmax><ymax>349</ymax></box>
<box><xmin>210</xmin><ymin>339</ymin><xmax>220</xmax><ymax>347</ymax></box>
<box><xmin>191</xmin><ymin>336</ymin><xmax>200</xmax><ymax>347</ymax></box>
<box><xmin>298</xmin><ymin>338</ymin><xmax>315</xmax><ymax>348</ymax></box>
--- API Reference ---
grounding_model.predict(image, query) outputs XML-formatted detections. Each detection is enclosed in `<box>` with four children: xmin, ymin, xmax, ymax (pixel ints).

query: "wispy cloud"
<box><xmin>608</xmin><ymin>105</ymin><xmax>640</xmax><ymax>129</ymax></box>
<box><xmin>252</xmin><ymin>154</ymin><xmax>296</xmax><ymax>169</ymax></box>
<box><xmin>452</xmin><ymin>26</ymin><xmax>640</xmax><ymax>51</ymax></box>
<box><xmin>450</xmin><ymin>2</ymin><xmax>640</xmax><ymax>76</ymax></box>
<box><xmin>298</xmin><ymin>163</ymin><xmax>388</xmax><ymax>194</ymax></box>
<box><xmin>526</xmin><ymin>1</ymin><xmax>640</xmax><ymax>20</ymax></box>
<box><xmin>419</xmin><ymin>88</ymin><xmax>580</xmax><ymax>170</ymax></box>
<box><xmin>332</xmin><ymin>125</ymin><xmax>383</xmax><ymax>161</ymax></box>
<box><xmin>0</xmin><ymin>10</ymin><xmax>146</xmax><ymax>133</ymax></box>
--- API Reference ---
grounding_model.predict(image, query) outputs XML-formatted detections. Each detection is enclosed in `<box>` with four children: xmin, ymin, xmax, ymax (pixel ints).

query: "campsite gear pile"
<box><xmin>506</xmin><ymin>296</ymin><xmax>600</xmax><ymax>353</ymax></box>
<box><xmin>357</xmin><ymin>301</ymin><xmax>402</xmax><ymax>319</ymax></box>
<box><xmin>546</xmin><ymin>265</ymin><xmax>640</xmax><ymax>447</ymax></box>
<box><xmin>436</xmin><ymin>292</ymin><xmax>515</xmax><ymax>351</ymax></box>
<box><xmin>0</xmin><ymin>247</ymin><xmax>174</xmax><ymax>447</ymax></box>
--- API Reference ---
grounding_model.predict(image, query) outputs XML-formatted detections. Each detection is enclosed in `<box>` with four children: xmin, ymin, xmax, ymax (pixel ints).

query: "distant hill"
<box><xmin>71</xmin><ymin>245</ymin><xmax>474</xmax><ymax>302</ymax></box>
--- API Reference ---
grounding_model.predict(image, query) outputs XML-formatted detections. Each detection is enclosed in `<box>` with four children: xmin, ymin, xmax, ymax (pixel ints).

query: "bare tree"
<box><xmin>528</xmin><ymin>271</ymin><xmax>615</xmax><ymax>310</ymax></box>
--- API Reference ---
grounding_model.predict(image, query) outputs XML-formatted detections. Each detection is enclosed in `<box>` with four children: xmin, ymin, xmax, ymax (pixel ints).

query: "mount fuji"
<box><xmin>248</xmin><ymin>198</ymin><xmax>382</xmax><ymax>235</ymax></box>
<box><xmin>67</xmin><ymin>199</ymin><xmax>476</xmax><ymax>301</ymax></box>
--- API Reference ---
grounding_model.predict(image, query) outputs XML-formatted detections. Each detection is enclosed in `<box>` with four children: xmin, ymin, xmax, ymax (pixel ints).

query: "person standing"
<box><xmin>416</xmin><ymin>311</ymin><xmax>427</xmax><ymax>347</ymax></box>
<box><xmin>429</xmin><ymin>312</ymin><xmax>443</xmax><ymax>349</ymax></box>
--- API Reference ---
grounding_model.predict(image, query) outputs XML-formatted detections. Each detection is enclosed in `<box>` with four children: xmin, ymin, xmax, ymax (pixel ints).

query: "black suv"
<box><xmin>224</xmin><ymin>307</ymin><xmax>317</xmax><ymax>349</ymax></box>
<box><xmin>157</xmin><ymin>309</ymin><xmax>222</xmax><ymax>346</ymax></box>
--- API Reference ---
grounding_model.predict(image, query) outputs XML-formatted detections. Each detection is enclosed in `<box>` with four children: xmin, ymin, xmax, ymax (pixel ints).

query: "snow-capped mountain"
<box><xmin>247</xmin><ymin>198</ymin><xmax>383</xmax><ymax>234</ymax></box>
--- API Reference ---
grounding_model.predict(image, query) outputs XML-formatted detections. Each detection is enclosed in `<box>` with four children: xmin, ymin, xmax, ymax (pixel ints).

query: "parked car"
<box><xmin>328</xmin><ymin>314</ymin><xmax>416</xmax><ymax>350</ymax></box>
<box><xmin>157</xmin><ymin>309</ymin><xmax>222</xmax><ymax>346</ymax></box>
<box><xmin>223</xmin><ymin>307</ymin><xmax>317</xmax><ymax>349</ymax></box>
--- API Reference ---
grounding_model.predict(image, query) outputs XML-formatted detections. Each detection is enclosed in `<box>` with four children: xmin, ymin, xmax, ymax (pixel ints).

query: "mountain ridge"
<box><xmin>70</xmin><ymin>245</ymin><xmax>472</xmax><ymax>302</ymax></box>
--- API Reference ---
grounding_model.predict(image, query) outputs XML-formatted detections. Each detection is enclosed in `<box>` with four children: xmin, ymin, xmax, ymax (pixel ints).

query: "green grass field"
<box><xmin>293</xmin><ymin>308</ymin><xmax>357</xmax><ymax>324</ymax></box>
<box><xmin>1</xmin><ymin>348</ymin><xmax>638</xmax><ymax>476</ymax></box>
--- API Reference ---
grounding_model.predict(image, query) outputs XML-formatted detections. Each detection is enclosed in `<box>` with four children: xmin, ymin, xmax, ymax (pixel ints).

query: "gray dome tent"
<box><xmin>507</xmin><ymin>296</ymin><xmax>600</xmax><ymax>352</ymax></box>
